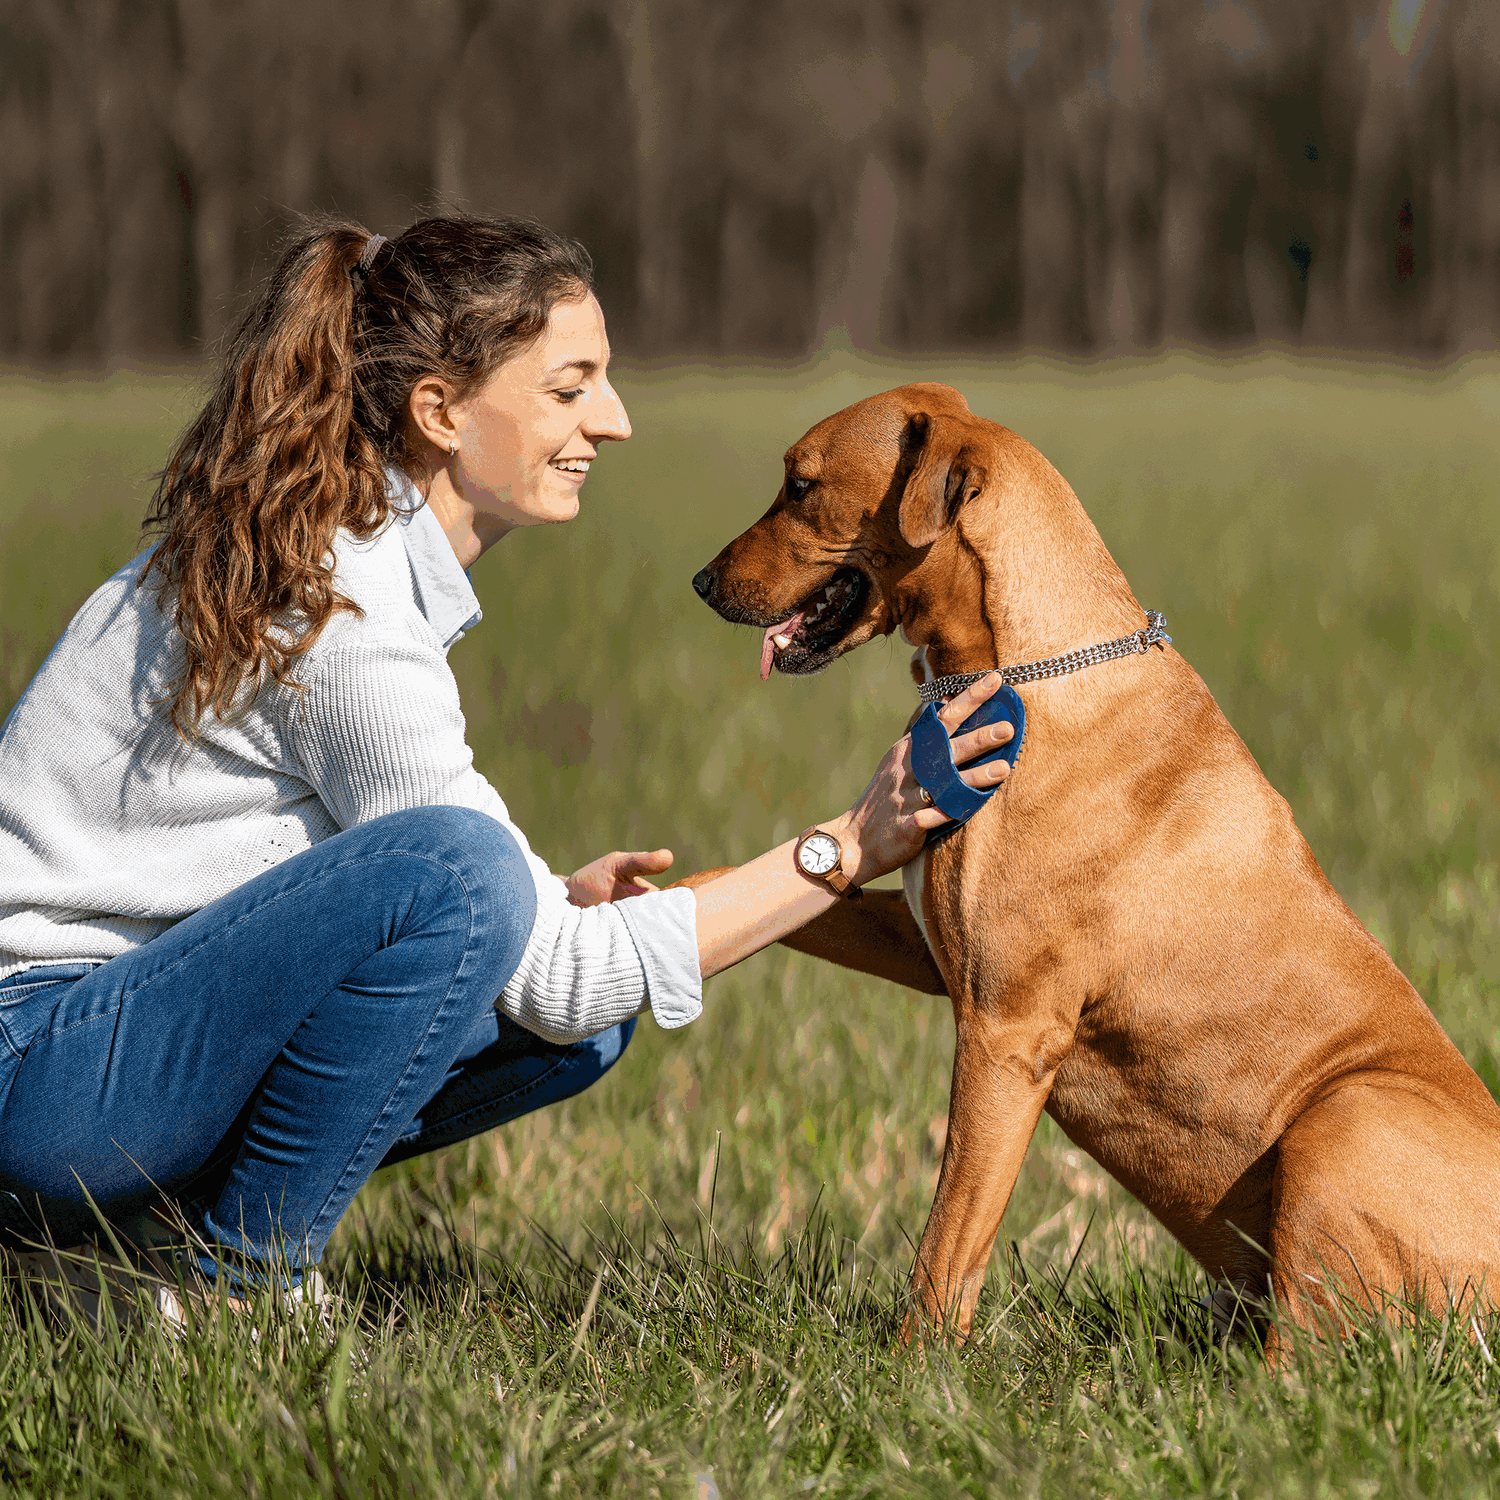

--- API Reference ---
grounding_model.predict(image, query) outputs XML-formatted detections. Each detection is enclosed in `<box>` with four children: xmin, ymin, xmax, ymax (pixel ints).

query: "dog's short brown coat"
<box><xmin>692</xmin><ymin>382</ymin><xmax>1500</xmax><ymax>1354</ymax></box>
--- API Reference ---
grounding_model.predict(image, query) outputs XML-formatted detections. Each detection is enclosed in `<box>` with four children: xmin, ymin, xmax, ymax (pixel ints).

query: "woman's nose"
<box><xmin>587</xmin><ymin>382</ymin><xmax>631</xmax><ymax>443</ymax></box>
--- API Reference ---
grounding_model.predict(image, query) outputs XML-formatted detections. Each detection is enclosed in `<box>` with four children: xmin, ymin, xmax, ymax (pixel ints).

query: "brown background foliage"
<box><xmin>3</xmin><ymin>0</ymin><xmax>1497</xmax><ymax>363</ymax></box>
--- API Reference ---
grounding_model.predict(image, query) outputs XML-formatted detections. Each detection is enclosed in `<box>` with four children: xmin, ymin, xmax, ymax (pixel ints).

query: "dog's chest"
<box><xmin>902</xmin><ymin>849</ymin><xmax>935</xmax><ymax>958</ymax></box>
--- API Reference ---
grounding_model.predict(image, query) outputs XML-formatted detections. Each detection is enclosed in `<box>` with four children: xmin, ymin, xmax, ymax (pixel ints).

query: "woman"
<box><xmin>0</xmin><ymin>216</ymin><xmax>1009</xmax><ymax>1300</ymax></box>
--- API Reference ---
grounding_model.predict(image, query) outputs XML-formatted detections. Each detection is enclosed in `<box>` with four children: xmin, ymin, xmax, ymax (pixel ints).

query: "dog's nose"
<box><xmin>691</xmin><ymin>566</ymin><xmax>715</xmax><ymax>601</ymax></box>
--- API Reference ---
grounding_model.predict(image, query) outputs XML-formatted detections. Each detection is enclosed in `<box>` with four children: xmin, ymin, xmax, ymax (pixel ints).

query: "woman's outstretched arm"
<box><xmin>571</xmin><ymin>673</ymin><xmax>1014</xmax><ymax>980</ymax></box>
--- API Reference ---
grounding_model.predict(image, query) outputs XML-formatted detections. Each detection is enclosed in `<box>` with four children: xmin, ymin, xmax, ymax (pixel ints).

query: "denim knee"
<box><xmin>376</xmin><ymin>805</ymin><xmax>537</xmax><ymax>993</ymax></box>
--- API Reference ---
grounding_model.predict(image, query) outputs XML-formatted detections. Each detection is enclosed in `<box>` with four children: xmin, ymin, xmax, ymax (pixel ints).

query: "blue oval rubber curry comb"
<box><xmin>909</xmin><ymin>685</ymin><xmax>1025</xmax><ymax>849</ymax></box>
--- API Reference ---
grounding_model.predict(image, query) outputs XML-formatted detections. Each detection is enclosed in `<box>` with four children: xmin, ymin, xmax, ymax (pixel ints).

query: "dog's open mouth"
<box><xmin>758</xmin><ymin>568</ymin><xmax>870</xmax><ymax>679</ymax></box>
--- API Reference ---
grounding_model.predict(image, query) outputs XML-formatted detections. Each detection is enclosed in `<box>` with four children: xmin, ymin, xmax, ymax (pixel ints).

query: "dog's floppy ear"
<box><xmin>898</xmin><ymin>413</ymin><xmax>988</xmax><ymax>548</ymax></box>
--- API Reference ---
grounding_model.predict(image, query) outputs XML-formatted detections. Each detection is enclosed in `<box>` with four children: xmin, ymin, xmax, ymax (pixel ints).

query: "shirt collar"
<box><xmin>386</xmin><ymin>468</ymin><xmax>483</xmax><ymax>650</ymax></box>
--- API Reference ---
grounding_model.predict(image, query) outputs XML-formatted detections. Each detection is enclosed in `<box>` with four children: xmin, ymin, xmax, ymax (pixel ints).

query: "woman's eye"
<box><xmin>556</xmin><ymin>387</ymin><xmax>584</xmax><ymax>404</ymax></box>
<box><xmin>787</xmin><ymin>475</ymin><xmax>812</xmax><ymax>500</ymax></box>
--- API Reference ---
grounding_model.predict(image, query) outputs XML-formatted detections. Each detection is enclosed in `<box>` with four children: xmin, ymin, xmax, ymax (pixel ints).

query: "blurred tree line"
<box><xmin>2</xmin><ymin>0</ymin><xmax>1497</xmax><ymax>363</ymax></box>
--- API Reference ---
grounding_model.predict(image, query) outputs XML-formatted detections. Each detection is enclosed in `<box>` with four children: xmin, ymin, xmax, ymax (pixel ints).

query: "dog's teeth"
<box><xmin>773</xmin><ymin>633</ymin><xmax>792</xmax><ymax>649</ymax></box>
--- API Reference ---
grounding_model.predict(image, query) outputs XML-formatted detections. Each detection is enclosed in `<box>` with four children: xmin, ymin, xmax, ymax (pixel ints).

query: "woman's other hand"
<box><xmin>832</xmin><ymin>672</ymin><xmax>1013</xmax><ymax>885</ymax></box>
<box><xmin>566</xmin><ymin>848</ymin><xmax>675</xmax><ymax>907</ymax></box>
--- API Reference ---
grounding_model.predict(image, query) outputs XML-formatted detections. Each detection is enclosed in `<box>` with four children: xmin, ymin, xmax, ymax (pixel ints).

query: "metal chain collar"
<box><xmin>917</xmin><ymin>610</ymin><xmax>1172</xmax><ymax>704</ymax></box>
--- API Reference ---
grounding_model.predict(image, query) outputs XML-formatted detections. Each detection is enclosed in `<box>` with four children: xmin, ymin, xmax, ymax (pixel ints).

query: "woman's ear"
<box><xmin>898</xmin><ymin>413</ymin><xmax>988</xmax><ymax>548</ymax></box>
<box><xmin>407</xmin><ymin>376</ymin><xmax>459</xmax><ymax>456</ymax></box>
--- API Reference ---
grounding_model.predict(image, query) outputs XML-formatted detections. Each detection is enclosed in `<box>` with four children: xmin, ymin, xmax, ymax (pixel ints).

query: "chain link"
<box><xmin>917</xmin><ymin>610</ymin><xmax>1172</xmax><ymax>704</ymax></box>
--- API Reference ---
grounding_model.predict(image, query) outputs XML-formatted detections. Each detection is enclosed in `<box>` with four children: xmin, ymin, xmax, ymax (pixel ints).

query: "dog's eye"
<box><xmin>786</xmin><ymin>475</ymin><xmax>813</xmax><ymax>501</ymax></box>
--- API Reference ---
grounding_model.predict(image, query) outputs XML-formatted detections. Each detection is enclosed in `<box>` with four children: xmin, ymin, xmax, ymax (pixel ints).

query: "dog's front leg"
<box><xmin>670</xmin><ymin>870</ymin><xmax>947</xmax><ymax>993</ymax></box>
<box><xmin>775</xmin><ymin>890</ymin><xmax>947</xmax><ymax>994</ymax></box>
<box><xmin>904</xmin><ymin>1005</ymin><xmax>1070</xmax><ymax>1342</ymax></box>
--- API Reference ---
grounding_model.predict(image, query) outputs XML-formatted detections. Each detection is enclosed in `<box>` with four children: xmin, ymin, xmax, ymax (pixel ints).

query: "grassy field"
<box><xmin>2</xmin><ymin>351</ymin><xmax>1500</xmax><ymax>1496</ymax></box>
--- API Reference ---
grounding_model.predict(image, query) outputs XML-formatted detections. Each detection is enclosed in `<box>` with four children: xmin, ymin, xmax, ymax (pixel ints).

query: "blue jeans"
<box><xmin>0</xmin><ymin>807</ymin><xmax>635</xmax><ymax>1283</ymax></box>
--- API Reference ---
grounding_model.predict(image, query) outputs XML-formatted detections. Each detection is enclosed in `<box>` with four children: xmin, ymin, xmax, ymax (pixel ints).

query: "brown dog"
<box><xmin>690</xmin><ymin>382</ymin><xmax>1500</xmax><ymax>1354</ymax></box>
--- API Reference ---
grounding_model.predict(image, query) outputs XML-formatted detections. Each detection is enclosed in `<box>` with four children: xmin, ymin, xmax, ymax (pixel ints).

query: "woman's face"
<box><xmin>445</xmin><ymin>291</ymin><xmax>631</xmax><ymax>543</ymax></box>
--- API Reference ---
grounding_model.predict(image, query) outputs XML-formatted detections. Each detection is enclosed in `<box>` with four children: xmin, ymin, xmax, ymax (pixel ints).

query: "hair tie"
<box><xmin>355</xmin><ymin>234</ymin><xmax>387</xmax><ymax>275</ymax></box>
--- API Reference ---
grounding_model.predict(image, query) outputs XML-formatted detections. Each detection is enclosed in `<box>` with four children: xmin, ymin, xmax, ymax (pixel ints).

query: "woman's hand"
<box><xmin>566</xmin><ymin>848</ymin><xmax>675</xmax><ymax>907</ymax></box>
<box><xmin>690</xmin><ymin>674</ymin><xmax>1013</xmax><ymax>979</ymax></box>
<box><xmin>831</xmin><ymin>672</ymin><xmax>1013</xmax><ymax>885</ymax></box>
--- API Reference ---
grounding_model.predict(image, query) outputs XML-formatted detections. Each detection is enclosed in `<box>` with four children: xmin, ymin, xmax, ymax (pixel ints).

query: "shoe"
<box><xmin>7</xmin><ymin>1240</ymin><xmax>192</xmax><ymax>1334</ymax></box>
<box><xmin>6</xmin><ymin>1237</ymin><xmax>333</xmax><ymax>1339</ymax></box>
<box><xmin>113</xmin><ymin>1198</ymin><xmax>337</xmax><ymax>1334</ymax></box>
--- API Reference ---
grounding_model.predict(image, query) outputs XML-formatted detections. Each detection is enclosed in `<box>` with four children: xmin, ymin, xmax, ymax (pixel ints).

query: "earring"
<box><xmin>449</xmin><ymin>441</ymin><xmax>457</xmax><ymax>456</ymax></box>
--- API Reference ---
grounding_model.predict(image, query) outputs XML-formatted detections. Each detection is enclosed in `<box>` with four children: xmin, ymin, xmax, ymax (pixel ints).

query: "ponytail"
<box><xmin>145</xmin><ymin>223</ymin><xmax>388</xmax><ymax>736</ymax></box>
<box><xmin>144</xmin><ymin>214</ymin><xmax>593</xmax><ymax>737</ymax></box>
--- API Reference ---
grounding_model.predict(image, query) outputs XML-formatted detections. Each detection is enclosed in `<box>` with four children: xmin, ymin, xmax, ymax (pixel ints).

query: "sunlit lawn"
<box><xmin>2</xmin><ymin>350</ymin><xmax>1499</xmax><ymax>1496</ymax></box>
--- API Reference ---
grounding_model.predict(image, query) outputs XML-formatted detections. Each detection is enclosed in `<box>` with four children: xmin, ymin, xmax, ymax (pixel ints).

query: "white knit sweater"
<box><xmin>0</xmin><ymin>474</ymin><xmax>702</xmax><ymax>1043</ymax></box>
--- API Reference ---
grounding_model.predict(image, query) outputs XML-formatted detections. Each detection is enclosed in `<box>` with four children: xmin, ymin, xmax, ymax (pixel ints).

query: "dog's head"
<box><xmin>692</xmin><ymin>383</ymin><xmax>1006</xmax><ymax>678</ymax></box>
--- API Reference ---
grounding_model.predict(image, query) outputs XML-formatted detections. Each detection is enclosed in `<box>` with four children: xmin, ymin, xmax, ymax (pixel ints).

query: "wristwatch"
<box><xmin>794</xmin><ymin>826</ymin><xmax>863</xmax><ymax>900</ymax></box>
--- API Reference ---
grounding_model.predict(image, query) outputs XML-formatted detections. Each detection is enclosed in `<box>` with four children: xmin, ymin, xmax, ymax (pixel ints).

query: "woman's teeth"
<box><xmin>552</xmin><ymin>458</ymin><xmax>591</xmax><ymax>473</ymax></box>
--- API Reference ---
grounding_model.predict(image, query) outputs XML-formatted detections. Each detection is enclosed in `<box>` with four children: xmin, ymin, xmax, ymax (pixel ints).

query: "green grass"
<box><xmin>2</xmin><ymin>350</ymin><xmax>1500</xmax><ymax>1495</ymax></box>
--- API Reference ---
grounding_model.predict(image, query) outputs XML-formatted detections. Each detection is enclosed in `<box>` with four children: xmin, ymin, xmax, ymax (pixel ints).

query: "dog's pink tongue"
<box><xmin>758</xmin><ymin>613</ymin><xmax>805</xmax><ymax>681</ymax></box>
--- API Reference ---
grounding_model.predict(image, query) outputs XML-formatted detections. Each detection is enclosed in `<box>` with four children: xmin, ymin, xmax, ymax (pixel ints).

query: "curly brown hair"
<box><xmin>144</xmin><ymin>215</ymin><xmax>594</xmax><ymax>737</ymax></box>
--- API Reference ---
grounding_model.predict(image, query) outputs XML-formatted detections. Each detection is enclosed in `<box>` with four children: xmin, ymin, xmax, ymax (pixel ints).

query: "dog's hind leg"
<box><xmin>904</xmin><ymin>1006</ymin><xmax>1064</xmax><ymax>1342</ymax></box>
<box><xmin>1264</xmin><ymin>1083</ymin><xmax>1500</xmax><ymax>1361</ymax></box>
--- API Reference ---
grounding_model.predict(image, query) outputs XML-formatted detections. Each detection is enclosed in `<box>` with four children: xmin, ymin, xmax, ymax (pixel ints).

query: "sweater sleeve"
<box><xmin>285</xmin><ymin>634</ymin><xmax>703</xmax><ymax>1043</ymax></box>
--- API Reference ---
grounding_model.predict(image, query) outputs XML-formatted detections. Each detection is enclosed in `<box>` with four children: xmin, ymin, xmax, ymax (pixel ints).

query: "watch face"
<box><xmin>798</xmin><ymin>832</ymin><xmax>840</xmax><ymax>876</ymax></box>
